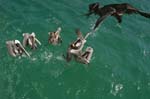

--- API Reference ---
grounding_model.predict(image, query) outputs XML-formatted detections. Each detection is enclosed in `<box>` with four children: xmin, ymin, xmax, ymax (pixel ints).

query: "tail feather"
<box><xmin>137</xmin><ymin>11</ymin><xmax>150</xmax><ymax>18</ymax></box>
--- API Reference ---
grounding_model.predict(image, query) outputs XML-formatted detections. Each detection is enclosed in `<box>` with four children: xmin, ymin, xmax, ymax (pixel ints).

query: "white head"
<box><xmin>22</xmin><ymin>33</ymin><xmax>29</xmax><ymax>37</ymax></box>
<box><xmin>14</xmin><ymin>40</ymin><xmax>20</xmax><ymax>44</ymax></box>
<box><xmin>31</xmin><ymin>32</ymin><xmax>35</xmax><ymax>37</ymax></box>
<box><xmin>56</xmin><ymin>27</ymin><xmax>61</xmax><ymax>33</ymax></box>
<box><xmin>57</xmin><ymin>27</ymin><xmax>61</xmax><ymax>31</ymax></box>
<box><xmin>48</xmin><ymin>32</ymin><xmax>51</xmax><ymax>35</ymax></box>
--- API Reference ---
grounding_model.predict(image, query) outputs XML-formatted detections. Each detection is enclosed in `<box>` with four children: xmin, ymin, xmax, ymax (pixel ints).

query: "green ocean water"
<box><xmin>0</xmin><ymin>0</ymin><xmax>150</xmax><ymax>99</ymax></box>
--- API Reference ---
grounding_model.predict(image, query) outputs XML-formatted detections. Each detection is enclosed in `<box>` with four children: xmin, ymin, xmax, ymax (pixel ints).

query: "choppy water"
<box><xmin>0</xmin><ymin>0</ymin><xmax>150</xmax><ymax>99</ymax></box>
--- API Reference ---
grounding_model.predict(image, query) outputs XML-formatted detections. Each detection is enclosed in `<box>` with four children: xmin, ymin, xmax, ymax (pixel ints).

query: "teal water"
<box><xmin>0</xmin><ymin>0</ymin><xmax>150</xmax><ymax>99</ymax></box>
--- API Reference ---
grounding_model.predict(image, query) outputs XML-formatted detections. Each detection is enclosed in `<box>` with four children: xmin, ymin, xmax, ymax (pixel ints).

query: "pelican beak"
<box><xmin>19</xmin><ymin>44</ymin><xmax>30</xmax><ymax>57</ymax></box>
<box><xmin>35</xmin><ymin>38</ymin><xmax>41</xmax><ymax>45</ymax></box>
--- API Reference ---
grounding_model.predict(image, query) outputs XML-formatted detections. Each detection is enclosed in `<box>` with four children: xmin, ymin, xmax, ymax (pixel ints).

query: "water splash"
<box><xmin>40</xmin><ymin>51</ymin><xmax>53</xmax><ymax>63</ymax></box>
<box><xmin>110</xmin><ymin>82</ymin><xmax>123</xmax><ymax>96</ymax></box>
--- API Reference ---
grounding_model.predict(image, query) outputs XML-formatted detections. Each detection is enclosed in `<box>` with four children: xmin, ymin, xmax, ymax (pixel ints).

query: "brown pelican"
<box><xmin>64</xmin><ymin>29</ymin><xmax>93</xmax><ymax>64</ymax></box>
<box><xmin>48</xmin><ymin>27</ymin><xmax>62</xmax><ymax>45</ymax></box>
<box><xmin>85</xmin><ymin>2</ymin><xmax>150</xmax><ymax>30</ymax></box>
<box><xmin>22</xmin><ymin>32</ymin><xmax>41</xmax><ymax>49</ymax></box>
<box><xmin>6</xmin><ymin>40</ymin><xmax>30</xmax><ymax>57</ymax></box>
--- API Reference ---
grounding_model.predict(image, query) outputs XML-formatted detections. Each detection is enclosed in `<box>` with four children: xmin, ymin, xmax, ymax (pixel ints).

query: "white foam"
<box><xmin>75</xmin><ymin>89</ymin><xmax>81</xmax><ymax>96</ymax></box>
<box><xmin>110</xmin><ymin>82</ymin><xmax>123</xmax><ymax>96</ymax></box>
<box><xmin>56</xmin><ymin>55</ymin><xmax>64</xmax><ymax>61</ymax></box>
<box><xmin>143</xmin><ymin>50</ymin><xmax>149</xmax><ymax>56</ymax></box>
<box><xmin>66</xmin><ymin>88</ymin><xmax>71</xmax><ymax>95</ymax></box>
<box><xmin>31</xmin><ymin>57</ymin><xmax>37</xmax><ymax>61</ymax></box>
<box><xmin>137</xmin><ymin>86</ymin><xmax>141</xmax><ymax>90</ymax></box>
<box><xmin>41</xmin><ymin>51</ymin><xmax>53</xmax><ymax>63</ymax></box>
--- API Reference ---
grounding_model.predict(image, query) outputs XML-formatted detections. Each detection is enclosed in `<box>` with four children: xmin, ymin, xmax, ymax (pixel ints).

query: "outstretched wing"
<box><xmin>93</xmin><ymin>14</ymin><xmax>109</xmax><ymax>30</ymax></box>
<box><xmin>125</xmin><ymin>4</ymin><xmax>150</xmax><ymax>18</ymax></box>
<box><xmin>93</xmin><ymin>7</ymin><xmax>116</xmax><ymax>30</ymax></box>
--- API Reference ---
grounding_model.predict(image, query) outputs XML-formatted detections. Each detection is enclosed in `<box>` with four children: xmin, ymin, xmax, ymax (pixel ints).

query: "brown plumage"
<box><xmin>85</xmin><ymin>2</ymin><xmax>150</xmax><ymax>30</ymax></box>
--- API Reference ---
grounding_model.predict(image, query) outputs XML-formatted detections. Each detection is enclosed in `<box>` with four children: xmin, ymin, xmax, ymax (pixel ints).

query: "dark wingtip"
<box><xmin>138</xmin><ymin>11</ymin><xmax>150</xmax><ymax>18</ymax></box>
<box><xmin>93</xmin><ymin>24</ymin><xmax>98</xmax><ymax>31</ymax></box>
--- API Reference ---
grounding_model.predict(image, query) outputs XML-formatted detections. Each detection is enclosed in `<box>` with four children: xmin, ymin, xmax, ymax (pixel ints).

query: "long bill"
<box><xmin>84</xmin><ymin>31</ymin><xmax>93</xmax><ymax>40</ymax></box>
<box><xmin>20</xmin><ymin>45</ymin><xmax>30</xmax><ymax>57</ymax></box>
<box><xmin>35</xmin><ymin>38</ymin><xmax>41</xmax><ymax>45</ymax></box>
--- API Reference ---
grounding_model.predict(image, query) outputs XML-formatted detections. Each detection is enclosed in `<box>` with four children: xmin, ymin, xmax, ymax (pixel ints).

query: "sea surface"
<box><xmin>0</xmin><ymin>0</ymin><xmax>150</xmax><ymax>99</ymax></box>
